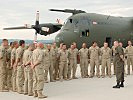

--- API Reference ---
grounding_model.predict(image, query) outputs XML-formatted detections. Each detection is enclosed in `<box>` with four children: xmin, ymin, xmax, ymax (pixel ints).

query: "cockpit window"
<box><xmin>69</xmin><ymin>19</ymin><xmax>73</xmax><ymax>23</ymax></box>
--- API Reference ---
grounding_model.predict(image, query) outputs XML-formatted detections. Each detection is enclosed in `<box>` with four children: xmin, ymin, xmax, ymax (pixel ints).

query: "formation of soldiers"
<box><xmin>0</xmin><ymin>39</ymin><xmax>133</xmax><ymax>97</ymax></box>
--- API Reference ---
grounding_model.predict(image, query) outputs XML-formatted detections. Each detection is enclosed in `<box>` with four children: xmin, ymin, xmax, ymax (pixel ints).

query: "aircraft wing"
<box><xmin>3</xmin><ymin>23</ymin><xmax>62</xmax><ymax>36</ymax></box>
<box><xmin>3</xmin><ymin>23</ymin><xmax>62</xmax><ymax>30</ymax></box>
<box><xmin>3</xmin><ymin>26</ymin><xmax>33</xmax><ymax>30</ymax></box>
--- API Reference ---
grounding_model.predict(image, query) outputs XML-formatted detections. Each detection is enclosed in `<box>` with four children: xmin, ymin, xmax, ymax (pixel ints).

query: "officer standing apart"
<box><xmin>113</xmin><ymin>41</ymin><xmax>125</xmax><ymax>88</ymax></box>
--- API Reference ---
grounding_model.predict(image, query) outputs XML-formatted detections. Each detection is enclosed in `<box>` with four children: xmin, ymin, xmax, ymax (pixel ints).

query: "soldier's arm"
<box><xmin>15</xmin><ymin>50</ymin><xmax>22</xmax><ymax>66</ymax></box>
<box><xmin>57</xmin><ymin>51</ymin><xmax>61</xmax><ymax>60</ymax></box>
<box><xmin>100</xmin><ymin>48</ymin><xmax>103</xmax><ymax>56</ymax></box>
<box><xmin>11</xmin><ymin>50</ymin><xmax>16</xmax><ymax>67</ymax></box>
<box><xmin>118</xmin><ymin>47</ymin><xmax>124</xmax><ymax>61</ymax></box>
<box><xmin>33</xmin><ymin>52</ymin><xmax>43</xmax><ymax>68</ymax></box>
<box><xmin>98</xmin><ymin>48</ymin><xmax>101</xmax><ymax>56</ymax></box>
<box><xmin>125</xmin><ymin>47</ymin><xmax>128</xmax><ymax>59</ymax></box>
<box><xmin>109</xmin><ymin>49</ymin><xmax>112</xmax><ymax>59</ymax></box>
<box><xmin>0</xmin><ymin>48</ymin><xmax>4</xmax><ymax>59</ymax></box>
<box><xmin>25</xmin><ymin>53</ymin><xmax>32</xmax><ymax>66</ymax></box>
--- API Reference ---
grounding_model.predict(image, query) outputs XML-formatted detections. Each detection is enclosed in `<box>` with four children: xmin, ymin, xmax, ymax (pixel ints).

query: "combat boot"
<box><xmin>37</xmin><ymin>91</ymin><xmax>47</xmax><ymax>98</ymax></box>
<box><xmin>50</xmin><ymin>79</ymin><xmax>56</xmax><ymax>82</ymax></box>
<box><xmin>120</xmin><ymin>82</ymin><xmax>124</xmax><ymax>87</ymax></box>
<box><xmin>33</xmin><ymin>90</ymin><xmax>38</xmax><ymax>97</ymax></box>
<box><xmin>59</xmin><ymin>76</ymin><xmax>63</xmax><ymax>82</ymax></box>
<box><xmin>72</xmin><ymin>76</ymin><xmax>78</xmax><ymax>79</ymax></box>
<box><xmin>113</xmin><ymin>82</ymin><xmax>120</xmax><ymax>88</ymax></box>
<box><xmin>18</xmin><ymin>88</ymin><xmax>23</xmax><ymax>94</ymax></box>
<box><xmin>28</xmin><ymin>93</ymin><xmax>33</xmax><ymax>96</ymax></box>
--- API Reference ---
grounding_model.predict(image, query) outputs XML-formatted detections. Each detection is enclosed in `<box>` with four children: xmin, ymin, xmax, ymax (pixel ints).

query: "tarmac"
<box><xmin>0</xmin><ymin>65</ymin><xmax>132</xmax><ymax>100</ymax></box>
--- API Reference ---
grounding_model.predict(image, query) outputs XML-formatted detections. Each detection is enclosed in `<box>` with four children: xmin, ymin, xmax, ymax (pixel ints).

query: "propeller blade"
<box><xmin>24</xmin><ymin>24</ymin><xmax>33</xmax><ymax>28</ymax></box>
<box><xmin>35</xmin><ymin>11</ymin><xmax>39</xmax><ymax>25</ymax></box>
<box><xmin>36</xmin><ymin>11</ymin><xmax>39</xmax><ymax>21</ymax></box>
<box><xmin>34</xmin><ymin>32</ymin><xmax>38</xmax><ymax>43</ymax></box>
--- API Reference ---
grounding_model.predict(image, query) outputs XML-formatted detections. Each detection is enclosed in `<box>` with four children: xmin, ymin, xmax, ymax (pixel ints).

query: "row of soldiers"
<box><xmin>0</xmin><ymin>39</ymin><xmax>133</xmax><ymax>97</ymax></box>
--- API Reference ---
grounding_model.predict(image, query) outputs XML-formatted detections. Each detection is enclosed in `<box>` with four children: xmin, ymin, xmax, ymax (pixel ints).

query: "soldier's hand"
<box><xmin>13</xmin><ymin>64</ymin><xmax>17</xmax><ymax>69</ymax></box>
<box><xmin>22</xmin><ymin>64</ymin><xmax>26</xmax><ymax>67</ymax></box>
<box><xmin>88</xmin><ymin>59</ymin><xmax>90</xmax><ymax>63</ymax></box>
<box><xmin>31</xmin><ymin>64</ymin><xmax>35</xmax><ymax>69</ymax></box>
<box><xmin>125</xmin><ymin>56</ymin><xmax>127</xmax><ymax>59</ymax></box>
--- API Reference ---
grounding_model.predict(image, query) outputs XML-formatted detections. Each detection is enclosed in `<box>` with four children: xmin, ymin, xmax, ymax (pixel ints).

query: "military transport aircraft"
<box><xmin>4</xmin><ymin>9</ymin><xmax>133</xmax><ymax>48</ymax></box>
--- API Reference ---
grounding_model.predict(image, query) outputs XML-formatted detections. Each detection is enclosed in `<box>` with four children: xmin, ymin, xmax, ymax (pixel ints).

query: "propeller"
<box><xmin>25</xmin><ymin>11</ymin><xmax>49</xmax><ymax>43</ymax></box>
<box><xmin>3</xmin><ymin>11</ymin><xmax>62</xmax><ymax>39</ymax></box>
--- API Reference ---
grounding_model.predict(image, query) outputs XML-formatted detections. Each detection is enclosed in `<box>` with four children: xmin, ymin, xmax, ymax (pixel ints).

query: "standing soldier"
<box><xmin>0</xmin><ymin>39</ymin><xmax>8</xmax><ymax>92</ymax></box>
<box><xmin>58</xmin><ymin>43</ymin><xmax>63</xmax><ymax>52</ymax></box>
<box><xmin>44</xmin><ymin>44</ymin><xmax>55</xmax><ymax>83</ymax></box>
<box><xmin>58</xmin><ymin>44</ymin><xmax>68</xmax><ymax>81</ymax></box>
<box><xmin>51</xmin><ymin>42</ymin><xmax>59</xmax><ymax>80</ymax></box>
<box><xmin>125</xmin><ymin>41</ymin><xmax>133</xmax><ymax>75</ymax></box>
<box><xmin>6</xmin><ymin>42</ymin><xmax>14</xmax><ymax>90</ymax></box>
<box><xmin>72</xmin><ymin>42</ymin><xmax>79</xmax><ymax>79</ymax></box>
<box><xmin>113</xmin><ymin>41</ymin><xmax>124</xmax><ymax>88</ymax></box>
<box><xmin>119</xmin><ymin>42</ymin><xmax>127</xmax><ymax>75</ymax></box>
<box><xmin>15</xmin><ymin>40</ymin><xmax>25</xmax><ymax>94</ymax></box>
<box><xmin>11</xmin><ymin>41</ymin><xmax>19</xmax><ymax>92</ymax></box>
<box><xmin>79</xmin><ymin>43</ymin><xmax>89</xmax><ymax>78</ymax></box>
<box><xmin>68</xmin><ymin>44</ymin><xmax>75</xmax><ymax>79</ymax></box>
<box><xmin>112</xmin><ymin>45</ymin><xmax>116</xmax><ymax>75</ymax></box>
<box><xmin>31</xmin><ymin>43</ymin><xmax>47</xmax><ymax>98</ymax></box>
<box><xmin>89</xmin><ymin>42</ymin><xmax>100</xmax><ymax>78</ymax></box>
<box><xmin>100</xmin><ymin>42</ymin><xmax>112</xmax><ymax>78</ymax></box>
<box><xmin>23</xmin><ymin>44</ymin><xmax>34</xmax><ymax>96</ymax></box>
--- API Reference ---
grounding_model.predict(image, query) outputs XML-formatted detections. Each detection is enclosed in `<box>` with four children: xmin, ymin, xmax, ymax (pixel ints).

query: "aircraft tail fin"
<box><xmin>49</xmin><ymin>9</ymin><xmax>86</xmax><ymax>15</ymax></box>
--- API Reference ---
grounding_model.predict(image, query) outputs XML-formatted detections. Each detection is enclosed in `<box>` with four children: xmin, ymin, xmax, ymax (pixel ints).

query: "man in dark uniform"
<box><xmin>113</xmin><ymin>41</ymin><xmax>125</xmax><ymax>88</ymax></box>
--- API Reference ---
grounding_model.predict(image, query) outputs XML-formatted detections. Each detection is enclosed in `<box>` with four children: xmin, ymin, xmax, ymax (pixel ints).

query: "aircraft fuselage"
<box><xmin>55</xmin><ymin>13</ymin><xmax>133</xmax><ymax>48</ymax></box>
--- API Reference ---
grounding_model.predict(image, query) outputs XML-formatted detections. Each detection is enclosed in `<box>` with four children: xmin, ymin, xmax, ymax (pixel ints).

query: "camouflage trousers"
<box><xmin>16</xmin><ymin>65</ymin><xmax>24</xmax><ymax>92</ymax></box>
<box><xmin>33</xmin><ymin>66</ymin><xmax>44</xmax><ymax>91</ymax></box>
<box><xmin>116</xmin><ymin>61</ymin><xmax>124</xmax><ymax>83</ymax></box>
<box><xmin>59</xmin><ymin>61</ymin><xmax>68</xmax><ymax>79</ymax></box>
<box><xmin>90</xmin><ymin>59</ymin><xmax>100</xmax><ymax>77</ymax></box>
<box><xmin>44</xmin><ymin>64</ymin><xmax>54</xmax><ymax>81</ymax></box>
<box><xmin>80</xmin><ymin>59</ymin><xmax>88</xmax><ymax>78</ymax></box>
<box><xmin>0</xmin><ymin>67</ymin><xmax>6</xmax><ymax>91</ymax></box>
<box><xmin>12</xmin><ymin>67</ymin><xmax>17</xmax><ymax>91</ymax></box>
<box><xmin>68</xmin><ymin>59</ymin><xmax>77</xmax><ymax>78</ymax></box>
<box><xmin>24</xmin><ymin>66</ymin><xmax>33</xmax><ymax>94</ymax></box>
